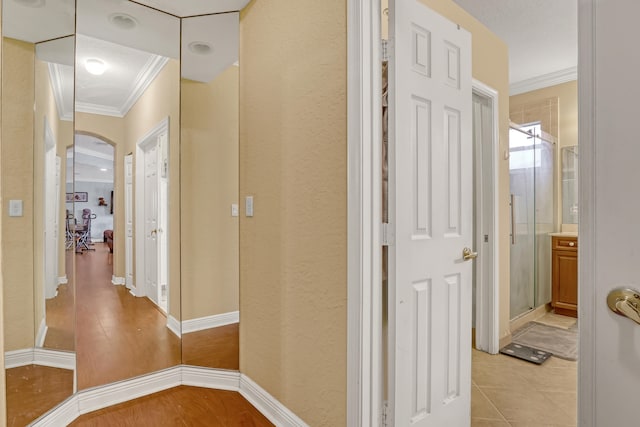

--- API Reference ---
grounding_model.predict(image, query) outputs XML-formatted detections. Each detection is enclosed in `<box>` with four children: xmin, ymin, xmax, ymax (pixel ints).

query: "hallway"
<box><xmin>75</xmin><ymin>243</ymin><xmax>180</xmax><ymax>389</ymax></box>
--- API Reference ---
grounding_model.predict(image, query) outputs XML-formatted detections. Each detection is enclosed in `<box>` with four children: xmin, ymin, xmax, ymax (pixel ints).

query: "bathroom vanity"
<box><xmin>550</xmin><ymin>233</ymin><xmax>578</xmax><ymax>317</ymax></box>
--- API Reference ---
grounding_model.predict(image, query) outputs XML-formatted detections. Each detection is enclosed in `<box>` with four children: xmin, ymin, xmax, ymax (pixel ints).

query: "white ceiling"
<box><xmin>134</xmin><ymin>0</ymin><xmax>250</xmax><ymax>18</ymax></box>
<box><xmin>72</xmin><ymin>134</ymin><xmax>114</xmax><ymax>183</ymax></box>
<box><xmin>452</xmin><ymin>0</ymin><xmax>577</xmax><ymax>94</ymax></box>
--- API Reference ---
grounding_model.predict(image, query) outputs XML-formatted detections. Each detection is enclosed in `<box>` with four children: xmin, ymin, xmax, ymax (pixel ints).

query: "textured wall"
<box><xmin>239</xmin><ymin>0</ymin><xmax>348</xmax><ymax>425</ymax></box>
<box><xmin>1</xmin><ymin>38</ymin><xmax>35</xmax><ymax>351</ymax></box>
<box><xmin>181</xmin><ymin>66</ymin><xmax>239</xmax><ymax>321</ymax></box>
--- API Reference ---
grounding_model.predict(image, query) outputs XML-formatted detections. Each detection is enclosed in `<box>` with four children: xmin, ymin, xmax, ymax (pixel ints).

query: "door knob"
<box><xmin>462</xmin><ymin>247</ymin><xmax>478</xmax><ymax>261</ymax></box>
<box><xmin>607</xmin><ymin>288</ymin><xmax>640</xmax><ymax>324</ymax></box>
<box><xmin>150</xmin><ymin>229</ymin><xmax>157</xmax><ymax>237</ymax></box>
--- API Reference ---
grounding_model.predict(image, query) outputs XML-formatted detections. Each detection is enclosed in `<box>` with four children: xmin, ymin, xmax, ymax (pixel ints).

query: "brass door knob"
<box><xmin>462</xmin><ymin>247</ymin><xmax>478</xmax><ymax>261</ymax></box>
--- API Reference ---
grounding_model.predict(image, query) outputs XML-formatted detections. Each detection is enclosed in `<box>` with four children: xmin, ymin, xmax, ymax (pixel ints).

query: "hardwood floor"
<box><xmin>182</xmin><ymin>324</ymin><xmax>239</xmax><ymax>370</ymax></box>
<box><xmin>5</xmin><ymin>365</ymin><xmax>74</xmax><ymax>427</ymax></box>
<box><xmin>75</xmin><ymin>243</ymin><xmax>181</xmax><ymax>390</ymax></box>
<box><xmin>70</xmin><ymin>386</ymin><xmax>273</xmax><ymax>426</ymax></box>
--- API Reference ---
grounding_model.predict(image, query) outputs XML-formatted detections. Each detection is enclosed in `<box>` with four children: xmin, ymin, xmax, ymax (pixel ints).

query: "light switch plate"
<box><xmin>245</xmin><ymin>196</ymin><xmax>254</xmax><ymax>217</ymax></box>
<box><xmin>9</xmin><ymin>200</ymin><xmax>23</xmax><ymax>217</ymax></box>
<box><xmin>231</xmin><ymin>204</ymin><xmax>239</xmax><ymax>217</ymax></box>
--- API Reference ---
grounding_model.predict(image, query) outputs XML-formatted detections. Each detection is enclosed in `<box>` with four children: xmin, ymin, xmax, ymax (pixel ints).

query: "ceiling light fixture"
<box><xmin>85</xmin><ymin>58</ymin><xmax>107</xmax><ymax>76</ymax></box>
<box><xmin>13</xmin><ymin>0</ymin><xmax>46</xmax><ymax>8</ymax></box>
<box><xmin>100</xmin><ymin>168</ymin><xmax>108</xmax><ymax>172</ymax></box>
<box><xmin>109</xmin><ymin>13</ymin><xmax>138</xmax><ymax>30</ymax></box>
<box><xmin>188</xmin><ymin>41</ymin><xmax>213</xmax><ymax>55</ymax></box>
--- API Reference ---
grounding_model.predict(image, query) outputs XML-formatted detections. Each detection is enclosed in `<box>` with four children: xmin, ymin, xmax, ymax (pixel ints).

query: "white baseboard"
<box><xmin>181</xmin><ymin>365</ymin><xmax>239</xmax><ymax>390</ymax></box>
<box><xmin>5</xmin><ymin>347</ymin><xmax>76</xmax><ymax>370</ymax></box>
<box><xmin>31</xmin><ymin>367</ymin><xmax>306</xmax><ymax>427</ymax></box>
<box><xmin>240</xmin><ymin>374</ymin><xmax>309</xmax><ymax>427</ymax></box>
<box><xmin>167</xmin><ymin>315</ymin><xmax>181</xmax><ymax>338</ymax></box>
<box><xmin>36</xmin><ymin>318</ymin><xmax>48</xmax><ymax>347</ymax></box>
<box><xmin>111</xmin><ymin>276</ymin><xmax>125</xmax><ymax>286</ymax></box>
<box><xmin>182</xmin><ymin>311</ymin><xmax>239</xmax><ymax>334</ymax></box>
<box><xmin>58</xmin><ymin>276</ymin><xmax>68</xmax><ymax>285</ymax></box>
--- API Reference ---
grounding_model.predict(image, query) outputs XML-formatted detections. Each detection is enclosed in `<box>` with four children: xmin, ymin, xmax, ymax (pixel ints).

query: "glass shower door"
<box><xmin>509</xmin><ymin>126</ymin><xmax>536</xmax><ymax>318</ymax></box>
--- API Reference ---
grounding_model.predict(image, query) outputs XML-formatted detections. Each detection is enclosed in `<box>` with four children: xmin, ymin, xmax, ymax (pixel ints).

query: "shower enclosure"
<box><xmin>509</xmin><ymin>123</ymin><xmax>555</xmax><ymax>319</ymax></box>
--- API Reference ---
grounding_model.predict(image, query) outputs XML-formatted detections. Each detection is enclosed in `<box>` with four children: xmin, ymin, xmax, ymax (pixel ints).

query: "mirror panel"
<box><xmin>74</xmin><ymin>0</ymin><xmax>181</xmax><ymax>390</ymax></box>
<box><xmin>180</xmin><ymin>13</ymin><xmax>240</xmax><ymax>369</ymax></box>
<box><xmin>2</xmin><ymin>0</ymin><xmax>76</xmax><ymax>423</ymax></box>
<box><xmin>561</xmin><ymin>145</ymin><xmax>578</xmax><ymax>224</ymax></box>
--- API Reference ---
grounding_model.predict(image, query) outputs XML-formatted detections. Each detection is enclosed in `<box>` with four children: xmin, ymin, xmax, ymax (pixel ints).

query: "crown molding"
<box><xmin>48</xmin><ymin>63</ymin><xmax>73</xmax><ymax>122</ymax></box>
<box><xmin>510</xmin><ymin>66</ymin><xmax>577</xmax><ymax>95</ymax></box>
<box><xmin>75</xmin><ymin>56</ymin><xmax>169</xmax><ymax>118</ymax></box>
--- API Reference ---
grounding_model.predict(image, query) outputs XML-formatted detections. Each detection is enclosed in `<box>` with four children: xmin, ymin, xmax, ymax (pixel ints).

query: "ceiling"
<box><xmin>452</xmin><ymin>0</ymin><xmax>577</xmax><ymax>94</ymax></box>
<box><xmin>72</xmin><ymin>134</ymin><xmax>114</xmax><ymax>183</ymax></box>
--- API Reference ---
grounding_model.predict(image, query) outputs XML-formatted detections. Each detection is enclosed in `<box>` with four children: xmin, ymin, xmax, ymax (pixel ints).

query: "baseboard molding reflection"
<box><xmin>5</xmin><ymin>347</ymin><xmax>76</xmax><ymax>370</ymax></box>
<box><xmin>36</xmin><ymin>319</ymin><xmax>48</xmax><ymax>347</ymax></box>
<box><xmin>30</xmin><ymin>366</ymin><xmax>307</xmax><ymax>427</ymax></box>
<box><xmin>182</xmin><ymin>311</ymin><xmax>239</xmax><ymax>334</ymax></box>
<box><xmin>167</xmin><ymin>315</ymin><xmax>181</xmax><ymax>338</ymax></box>
<box><xmin>111</xmin><ymin>276</ymin><xmax>125</xmax><ymax>286</ymax></box>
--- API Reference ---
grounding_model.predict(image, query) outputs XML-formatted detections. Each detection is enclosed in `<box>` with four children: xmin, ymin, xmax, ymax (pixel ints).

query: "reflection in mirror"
<box><xmin>562</xmin><ymin>145</ymin><xmax>578</xmax><ymax>224</ymax></box>
<box><xmin>2</xmin><ymin>0</ymin><xmax>75</xmax><ymax>422</ymax></box>
<box><xmin>180</xmin><ymin>12</ymin><xmax>240</xmax><ymax>370</ymax></box>
<box><xmin>74</xmin><ymin>0</ymin><xmax>181</xmax><ymax>390</ymax></box>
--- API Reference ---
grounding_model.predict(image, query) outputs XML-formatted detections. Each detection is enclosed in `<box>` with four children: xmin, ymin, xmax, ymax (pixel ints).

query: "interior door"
<box><xmin>580</xmin><ymin>1</ymin><xmax>640</xmax><ymax>425</ymax></box>
<box><xmin>388</xmin><ymin>0</ymin><xmax>472</xmax><ymax>425</ymax></box>
<box><xmin>144</xmin><ymin>145</ymin><xmax>159</xmax><ymax>306</ymax></box>
<box><xmin>125</xmin><ymin>154</ymin><xmax>134</xmax><ymax>289</ymax></box>
<box><xmin>44</xmin><ymin>145</ymin><xmax>58</xmax><ymax>299</ymax></box>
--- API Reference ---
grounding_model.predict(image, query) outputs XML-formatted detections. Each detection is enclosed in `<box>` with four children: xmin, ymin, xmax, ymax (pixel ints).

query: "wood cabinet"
<box><xmin>552</xmin><ymin>235</ymin><xmax>578</xmax><ymax>317</ymax></box>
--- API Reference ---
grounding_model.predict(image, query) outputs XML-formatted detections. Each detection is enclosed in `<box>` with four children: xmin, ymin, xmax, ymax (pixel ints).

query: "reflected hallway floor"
<box><xmin>75</xmin><ymin>242</ymin><xmax>181</xmax><ymax>389</ymax></box>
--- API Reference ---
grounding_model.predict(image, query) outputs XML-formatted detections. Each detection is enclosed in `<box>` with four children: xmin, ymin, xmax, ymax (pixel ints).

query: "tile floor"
<box><xmin>472</xmin><ymin>313</ymin><xmax>577</xmax><ymax>427</ymax></box>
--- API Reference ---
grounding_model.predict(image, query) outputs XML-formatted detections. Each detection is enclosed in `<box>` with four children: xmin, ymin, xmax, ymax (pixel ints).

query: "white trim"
<box><xmin>181</xmin><ymin>311</ymin><xmax>239</xmax><ymax>334</ymax></box>
<box><xmin>471</xmin><ymin>79</ymin><xmax>501</xmax><ymax>354</ymax></box>
<box><xmin>166</xmin><ymin>315</ymin><xmax>181</xmax><ymax>338</ymax></box>
<box><xmin>347</xmin><ymin>0</ymin><xmax>382</xmax><ymax>426</ymax></box>
<box><xmin>36</xmin><ymin>318</ymin><xmax>48</xmax><ymax>347</ymax></box>
<box><xmin>239</xmin><ymin>374</ymin><xmax>309</xmax><ymax>427</ymax></box>
<box><xmin>75</xmin><ymin>56</ymin><xmax>169</xmax><ymax>118</ymax></box>
<box><xmin>48</xmin><ymin>63</ymin><xmax>73</xmax><ymax>122</ymax></box>
<box><xmin>578</xmin><ymin>1</ymin><xmax>595</xmax><ymax>426</ymax></box>
<box><xmin>509</xmin><ymin>66</ymin><xmax>577</xmax><ymax>95</ymax></box>
<box><xmin>111</xmin><ymin>276</ymin><xmax>125</xmax><ymax>286</ymax></box>
<box><xmin>31</xmin><ymin>367</ymin><xmax>307</xmax><ymax>427</ymax></box>
<box><xmin>181</xmin><ymin>366</ymin><xmax>239</xmax><ymax>390</ymax></box>
<box><xmin>5</xmin><ymin>348</ymin><xmax>75</xmax><ymax>370</ymax></box>
<box><xmin>135</xmin><ymin>117</ymin><xmax>170</xmax><ymax>303</ymax></box>
<box><xmin>76</xmin><ymin>367</ymin><xmax>181</xmax><ymax>416</ymax></box>
<box><xmin>58</xmin><ymin>276</ymin><xmax>68</xmax><ymax>285</ymax></box>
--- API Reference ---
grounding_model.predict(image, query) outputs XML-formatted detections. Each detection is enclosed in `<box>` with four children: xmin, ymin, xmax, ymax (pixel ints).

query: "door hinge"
<box><xmin>382</xmin><ymin>39</ymin><xmax>389</xmax><ymax>62</ymax></box>
<box><xmin>382</xmin><ymin>400</ymin><xmax>391</xmax><ymax>427</ymax></box>
<box><xmin>382</xmin><ymin>223</ymin><xmax>395</xmax><ymax>246</ymax></box>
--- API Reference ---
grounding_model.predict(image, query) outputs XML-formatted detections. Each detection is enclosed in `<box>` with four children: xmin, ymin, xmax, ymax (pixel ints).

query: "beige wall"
<box><xmin>76</xmin><ymin>59</ymin><xmax>181</xmax><ymax>319</ymax></box>
<box><xmin>0</xmin><ymin>10</ymin><xmax>8</xmax><ymax>420</ymax></box>
<box><xmin>1</xmin><ymin>38</ymin><xmax>35</xmax><ymax>351</ymax></box>
<box><xmin>510</xmin><ymin>81</ymin><xmax>578</xmax><ymax>231</ymax></box>
<box><xmin>239</xmin><ymin>0</ymin><xmax>347</xmax><ymax>425</ymax></box>
<box><xmin>181</xmin><ymin>66</ymin><xmax>239</xmax><ymax>321</ymax></box>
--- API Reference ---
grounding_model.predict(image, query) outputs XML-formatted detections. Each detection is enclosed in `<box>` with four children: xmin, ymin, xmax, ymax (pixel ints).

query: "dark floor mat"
<box><xmin>499</xmin><ymin>342</ymin><xmax>553</xmax><ymax>365</ymax></box>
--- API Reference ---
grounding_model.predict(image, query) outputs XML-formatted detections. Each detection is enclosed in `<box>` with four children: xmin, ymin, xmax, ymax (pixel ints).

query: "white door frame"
<box><xmin>346</xmin><ymin>0</ymin><xmax>383</xmax><ymax>425</ymax></box>
<box><xmin>135</xmin><ymin>117</ymin><xmax>169</xmax><ymax>308</ymax></box>
<box><xmin>124</xmin><ymin>154</ymin><xmax>134</xmax><ymax>290</ymax></box>
<box><xmin>472</xmin><ymin>80</ymin><xmax>500</xmax><ymax>354</ymax></box>
<box><xmin>44</xmin><ymin>118</ymin><xmax>59</xmax><ymax>300</ymax></box>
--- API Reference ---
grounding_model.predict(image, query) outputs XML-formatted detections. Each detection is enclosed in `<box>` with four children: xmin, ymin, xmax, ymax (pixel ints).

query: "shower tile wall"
<box><xmin>510</xmin><ymin>96</ymin><xmax>559</xmax><ymax>139</ymax></box>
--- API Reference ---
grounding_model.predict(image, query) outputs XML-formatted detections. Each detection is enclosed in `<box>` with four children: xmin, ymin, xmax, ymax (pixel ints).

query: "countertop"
<box><xmin>549</xmin><ymin>232</ymin><xmax>578</xmax><ymax>237</ymax></box>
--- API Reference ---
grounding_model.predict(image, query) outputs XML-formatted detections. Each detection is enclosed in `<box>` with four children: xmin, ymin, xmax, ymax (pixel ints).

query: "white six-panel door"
<box><xmin>389</xmin><ymin>0</ymin><xmax>472</xmax><ymax>425</ymax></box>
<box><xmin>144</xmin><ymin>144</ymin><xmax>160</xmax><ymax>307</ymax></box>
